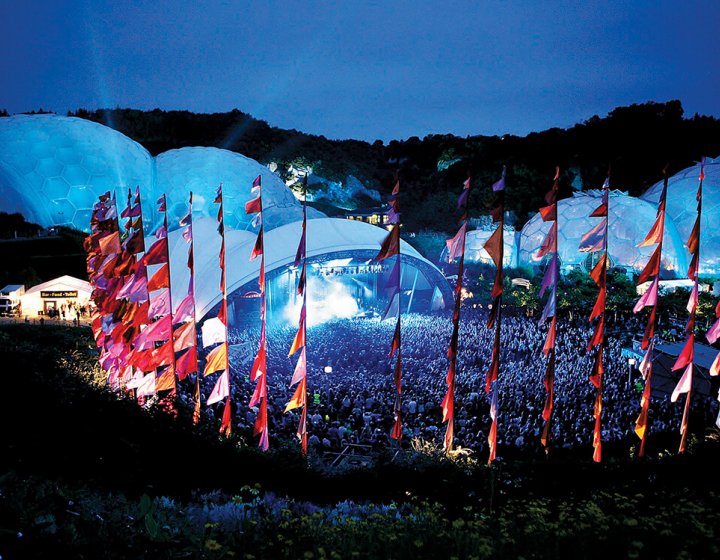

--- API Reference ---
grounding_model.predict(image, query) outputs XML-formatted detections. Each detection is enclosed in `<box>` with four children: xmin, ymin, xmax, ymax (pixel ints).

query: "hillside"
<box><xmin>66</xmin><ymin>101</ymin><xmax>720</xmax><ymax>232</ymax></box>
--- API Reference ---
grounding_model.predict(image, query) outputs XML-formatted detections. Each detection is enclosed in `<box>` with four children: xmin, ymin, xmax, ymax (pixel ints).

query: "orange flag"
<box><xmin>147</xmin><ymin>263</ymin><xmax>170</xmax><ymax>292</ymax></box>
<box><xmin>204</xmin><ymin>342</ymin><xmax>228</xmax><ymax>376</ymax></box>
<box><xmin>638</xmin><ymin>212</ymin><xmax>664</xmax><ymax>247</ymax></box>
<box><xmin>285</xmin><ymin>377</ymin><xmax>307</xmax><ymax>412</ymax></box>
<box><xmin>173</xmin><ymin>320</ymin><xmax>196</xmax><ymax>352</ymax></box>
<box><xmin>638</xmin><ymin>245</ymin><xmax>661</xmax><ymax>284</ymax></box>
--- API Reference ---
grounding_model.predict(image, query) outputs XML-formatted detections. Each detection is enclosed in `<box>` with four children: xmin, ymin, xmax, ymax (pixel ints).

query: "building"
<box><xmin>20</xmin><ymin>275</ymin><xmax>92</xmax><ymax>318</ymax></box>
<box><xmin>0</xmin><ymin>284</ymin><xmax>25</xmax><ymax>315</ymax></box>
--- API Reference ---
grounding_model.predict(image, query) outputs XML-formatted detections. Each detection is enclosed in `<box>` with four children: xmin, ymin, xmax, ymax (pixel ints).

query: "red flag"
<box><xmin>143</xmin><ymin>238</ymin><xmax>169</xmax><ymax>265</ymax></box>
<box><xmin>687</xmin><ymin>218</ymin><xmax>700</xmax><ymax>256</ymax></box>
<box><xmin>485</xmin><ymin>352</ymin><xmax>499</xmax><ymax>393</ymax></box>
<box><xmin>483</xmin><ymin>226</ymin><xmax>504</xmax><ymax>269</ymax></box>
<box><xmin>376</xmin><ymin>226</ymin><xmax>400</xmax><ymax>261</ymax></box>
<box><xmin>539</xmin><ymin>204</ymin><xmax>557</xmax><ymax>222</ymax></box>
<box><xmin>535</xmin><ymin>226</ymin><xmax>556</xmax><ymax>260</ymax></box>
<box><xmin>220</xmin><ymin>397</ymin><xmax>233</xmax><ymax>437</ymax></box>
<box><xmin>592</xmin><ymin>392</ymin><xmax>602</xmax><ymax>463</ymax></box>
<box><xmin>389</xmin><ymin>318</ymin><xmax>401</xmax><ymax>358</ymax></box>
<box><xmin>671</xmin><ymin>334</ymin><xmax>694</xmax><ymax>371</ymax></box>
<box><xmin>175</xmin><ymin>345</ymin><xmax>197</xmax><ymax>380</ymax></box>
<box><xmin>147</xmin><ymin>263</ymin><xmax>170</xmax><ymax>292</ymax></box>
<box><xmin>638</xmin><ymin>245</ymin><xmax>661</xmax><ymax>284</ymax></box>
<box><xmin>587</xmin><ymin>315</ymin><xmax>605</xmax><ymax>350</ymax></box>
<box><xmin>250</xmin><ymin>345</ymin><xmax>266</xmax><ymax>382</ymax></box>
<box><xmin>288</xmin><ymin>316</ymin><xmax>306</xmax><ymax>356</ymax></box>
<box><xmin>543</xmin><ymin>316</ymin><xmax>557</xmax><ymax>356</ymax></box>
<box><xmin>638</xmin><ymin>212</ymin><xmax>664</xmax><ymax>247</ymax></box>
<box><xmin>250</xmin><ymin>230</ymin><xmax>263</xmax><ymax>261</ymax></box>
<box><xmin>589</xmin><ymin>287</ymin><xmax>606</xmax><ymax>322</ymax></box>
<box><xmin>245</xmin><ymin>196</ymin><xmax>262</xmax><ymax>214</ymax></box>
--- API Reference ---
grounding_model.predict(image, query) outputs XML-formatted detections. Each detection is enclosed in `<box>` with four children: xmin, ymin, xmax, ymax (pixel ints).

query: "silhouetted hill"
<box><xmin>66</xmin><ymin>101</ymin><xmax>720</xmax><ymax>232</ymax></box>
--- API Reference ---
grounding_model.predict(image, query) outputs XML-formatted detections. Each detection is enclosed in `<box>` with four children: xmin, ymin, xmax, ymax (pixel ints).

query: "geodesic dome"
<box><xmin>0</xmin><ymin>115</ymin><xmax>324</xmax><ymax>233</ymax></box>
<box><xmin>519</xmin><ymin>190</ymin><xmax>688</xmax><ymax>275</ymax></box>
<box><xmin>441</xmin><ymin>227</ymin><xmax>518</xmax><ymax>267</ymax></box>
<box><xmin>0</xmin><ymin>115</ymin><xmax>153</xmax><ymax>229</ymax></box>
<box><xmin>155</xmin><ymin>147</ymin><xmax>322</xmax><ymax>233</ymax></box>
<box><xmin>641</xmin><ymin>157</ymin><xmax>720</xmax><ymax>275</ymax></box>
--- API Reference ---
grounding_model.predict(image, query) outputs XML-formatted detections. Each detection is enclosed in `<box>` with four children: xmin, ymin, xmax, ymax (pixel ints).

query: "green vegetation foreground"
<box><xmin>1</xmin><ymin>324</ymin><xmax>719</xmax><ymax>559</ymax></box>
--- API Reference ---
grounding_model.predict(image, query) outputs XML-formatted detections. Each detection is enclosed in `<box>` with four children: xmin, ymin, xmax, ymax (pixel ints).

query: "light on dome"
<box><xmin>324</xmin><ymin>365</ymin><xmax>333</xmax><ymax>374</ymax></box>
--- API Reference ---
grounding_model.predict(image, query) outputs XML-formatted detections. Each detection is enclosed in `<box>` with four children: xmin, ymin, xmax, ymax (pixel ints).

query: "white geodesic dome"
<box><xmin>440</xmin><ymin>227</ymin><xmax>518</xmax><ymax>267</ymax></box>
<box><xmin>518</xmin><ymin>190</ymin><xmax>688</xmax><ymax>275</ymax></box>
<box><xmin>0</xmin><ymin>115</ymin><xmax>325</xmax><ymax>233</ymax></box>
<box><xmin>0</xmin><ymin>115</ymin><xmax>153</xmax><ymax>229</ymax></box>
<box><xmin>641</xmin><ymin>157</ymin><xmax>720</xmax><ymax>275</ymax></box>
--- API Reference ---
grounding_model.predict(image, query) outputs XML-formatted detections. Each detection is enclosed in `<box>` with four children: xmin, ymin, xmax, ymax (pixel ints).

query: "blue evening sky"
<box><xmin>2</xmin><ymin>0</ymin><xmax>719</xmax><ymax>141</ymax></box>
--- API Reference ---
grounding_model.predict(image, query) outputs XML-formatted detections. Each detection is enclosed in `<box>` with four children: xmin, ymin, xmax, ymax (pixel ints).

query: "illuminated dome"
<box><xmin>155</xmin><ymin>147</ymin><xmax>323</xmax><ymax>232</ymax></box>
<box><xmin>0</xmin><ymin>114</ymin><xmax>153</xmax><ymax>229</ymax></box>
<box><xmin>641</xmin><ymin>157</ymin><xmax>720</xmax><ymax>275</ymax></box>
<box><xmin>519</xmin><ymin>190</ymin><xmax>688</xmax><ymax>274</ymax></box>
<box><xmin>441</xmin><ymin>227</ymin><xmax>518</xmax><ymax>267</ymax></box>
<box><xmin>166</xmin><ymin>217</ymin><xmax>452</xmax><ymax>324</ymax></box>
<box><xmin>0</xmin><ymin>115</ymin><xmax>322</xmax><ymax>233</ymax></box>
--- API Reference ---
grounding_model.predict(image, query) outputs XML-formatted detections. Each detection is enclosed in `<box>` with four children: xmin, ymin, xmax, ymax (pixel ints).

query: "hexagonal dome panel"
<box><xmin>641</xmin><ymin>157</ymin><xmax>720</xmax><ymax>275</ymax></box>
<box><xmin>0</xmin><ymin>114</ymin><xmax>153</xmax><ymax>230</ymax></box>
<box><xmin>519</xmin><ymin>190</ymin><xmax>688</xmax><ymax>275</ymax></box>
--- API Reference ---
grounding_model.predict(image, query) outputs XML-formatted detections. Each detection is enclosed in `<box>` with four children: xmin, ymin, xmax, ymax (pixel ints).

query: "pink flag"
<box><xmin>148</xmin><ymin>288</ymin><xmax>171</xmax><ymax>320</ymax></box>
<box><xmin>206</xmin><ymin>369</ymin><xmax>230</xmax><ymax>405</ymax></box>
<box><xmin>633</xmin><ymin>277</ymin><xmax>659</xmax><ymax>314</ymax></box>
<box><xmin>671</xmin><ymin>363</ymin><xmax>693</xmax><ymax>402</ymax></box>
<box><xmin>711</xmin><ymin>353</ymin><xmax>720</xmax><ymax>377</ymax></box>
<box><xmin>539</xmin><ymin>289</ymin><xmax>556</xmax><ymax>324</ymax></box>
<box><xmin>707</xmin><ymin>318</ymin><xmax>720</xmax><ymax>345</ymax></box>
<box><xmin>290</xmin><ymin>347</ymin><xmax>307</xmax><ymax>386</ymax></box>
<box><xmin>445</xmin><ymin>223</ymin><xmax>467</xmax><ymax>262</ymax></box>
<box><xmin>136</xmin><ymin>372</ymin><xmax>156</xmax><ymax>397</ymax></box>
<box><xmin>174</xmin><ymin>293</ymin><xmax>195</xmax><ymax>323</ymax></box>
<box><xmin>686</xmin><ymin>283</ymin><xmax>698</xmax><ymax>314</ymax></box>
<box><xmin>134</xmin><ymin>315</ymin><xmax>172</xmax><ymax>350</ymax></box>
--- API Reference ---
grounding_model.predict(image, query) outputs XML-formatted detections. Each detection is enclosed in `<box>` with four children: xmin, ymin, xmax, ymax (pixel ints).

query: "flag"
<box><xmin>134</xmin><ymin>315</ymin><xmax>172</xmax><ymax>350</ymax></box>
<box><xmin>148</xmin><ymin>288</ymin><xmax>171</xmax><ymax>320</ymax></box>
<box><xmin>376</xmin><ymin>226</ymin><xmax>400</xmax><ymax>261</ymax></box>
<box><xmin>204</xmin><ymin>342</ymin><xmax>228</xmax><ymax>376</ymax></box>
<box><xmin>220</xmin><ymin>398</ymin><xmax>233</xmax><ymax>437</ymax></box>
<box><xmin>207</xmin><ymin>370</ymin><xmax>230</xmax><ymax>405</ymax></box>
<box><xmin>671</xmin><ymin>363</ymin><xmax>693</xmax><ymax>402</ymax></box>
<box><xmin>136</xmin><ymin>372</ymin><xmax>156</xmax><ymax>397</ymax></box>
<box><xmin>592</xmin><ymin>391</ymin><xmax>602</xmax><ymax>463</ymax></box>
<box><xmin>147</xmin><ymin>263</ymin><xmax>170</xmax><ymax>292</ymax></box>
<box><xmin>638</xmin><ymin>213</ymin><xmax>664</xmax><ymax>247</ymax></box>
<box><xmin>589</xmin><ymin>288</ymin><xmax>606</xmax><ymax>321</ymax></box>
<box><xmin>173</xmin><ymin>320</ymin><xmax>196</xmax><ymax>352</ymax></box>
<box><xmin>492</xmin><ymin>166</ymin><xmax>506</xmax><ymax>192</ymax></box>
<box><xmin>250</xmin><ymin>230</ymin><xmax>263</xmax><ymax>261</ymax></box>
<box><xmin>638</xmin><ymin>245</ymin><xmax>661</xmax><ymax>284</ymax></box>
<box><xmin>578</xmin><ymin>219</ymin><xmax>607</xmax><ymax>252</ymax></box>
<box><xmin>175</xmin><ymin>345</ymin><xmax>197</xmax><ymax>380</ymax></box>
<box><xmin>445</xmin><ymin>223</ymin><xmax>467</xmax><ymax>262</ymax></box>
<box><xmin>290</xmin><ymin>347</ymin><xmax>306</xmax><ymax>386</ymax></box>
<box><xmin>174</xmin><ymin>293</ymin><xmax>195</xmax><ymax>323</ymax></box>
<box><xmin>633</xmin><ymin>277</ymin><xmax>658</xmax><ymax>314</ymax></box>
<box><xmin>245</xmin><ymin>196</ymin><xmax>262</xmax><ymax>214</ymax></box>
<box><xmin>539</xmin><ymin>254</ymin><xmax>557</xmax><ymax>297</ymax></box>
<box><xmin>99</xmin><ymin>231</ymin><xmax>121</xmax><ymax>255</ymax></box>
<box><xmin>143</xmin><ymin>238</ymin><xmax>169</xmax><ymax>265</ymax></box>
<box><xmin>710</xmin><ymin>353</ymin><xmax>720</xmax><ymax>377</ymax></box>
<box><xmin>672</xmin><ymin>335</ymin><xmax>694</xmax><ymax>371</ymax></box>
<box><xmin>543</xmin><ymin>317</ymin><xmax>557</xmax><ymax>357</ymax></box>
<box><xmin>288</xmin><ymin>314</ymin><xmax>306</xmax><ymax>356</ymax></box>
<box><xmin>483</xmin><ymin>226</ymin><xmax>504</xmax><ymax>269</ymax></box>
<box><xmin>488</xmin><ymin>388</ymin><xmax>498</xmax><ymax>463</ymax></box>
<box><xmin>707</xmin><ymin>318</ymin><xmax>720</xmax><ymax>345</ymax></box>
<box><xmin>539</xmin><ymin>289</ymin><xmax>556</xmax><ymax>325</ymax></box>
<box><xmin>156</xmin><ymin>194</ymin><xmax>166</xmax><ymax>212</ymax></box>
<box><xmin>250</xmin><ymin>345</ymin><xmax>266</xmax><ymax>382</ymax></box>
<box><xmin>285</xmin><ymin>377</ymin><xmax>307</xmax><ymax>412</ymax></box>
<box><xmin>201</xmin><ymin>317</ymin><xmax>226</xmax><ymax>348</ymax></box>
<box><xmin>687</xmin><ymin>219</ymin><xmax>700</xmax><ymax>257</ymax></box>
<box><xmin>389</xmin><ymin>318</ymin><xmax>401</xmax><ymax>357</ymax></box>
<box><xmin>539</xmin><ymin>204</ymin><xmax>556</xmax><ymax>222</ymax></box>
<box><xmin>155</xmin><ymin>366</ymin><xmax>176</xmax><ymax>392</ymax></box>
<box><xmin>587</xmin><ymin>316</ymin><xmax>605</xmax><ymax>350</ymax></box>
<box><xmin>686</xmin><ymin>283</ymin><xmax>698</xmax><ymax>314</ymax></box>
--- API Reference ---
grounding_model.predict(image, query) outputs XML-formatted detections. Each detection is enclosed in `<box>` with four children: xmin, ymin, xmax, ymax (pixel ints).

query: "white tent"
<box><xmin>20</xmin><ymin>275</ymin><xmax>92</xmax><ymax>318</ymax></box>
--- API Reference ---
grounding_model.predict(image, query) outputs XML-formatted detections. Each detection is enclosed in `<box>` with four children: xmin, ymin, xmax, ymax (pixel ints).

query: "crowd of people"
<box><xmin>177</xmin><ymin>309</ymin><xmax>718</xmax><ymax>458</ymax></box>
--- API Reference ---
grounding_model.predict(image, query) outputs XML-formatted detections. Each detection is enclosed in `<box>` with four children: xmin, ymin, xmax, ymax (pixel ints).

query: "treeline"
<box><xmin>64</xmin><ymin>101</ymin><xmax>720</xmax><ymax>232</ymax></box>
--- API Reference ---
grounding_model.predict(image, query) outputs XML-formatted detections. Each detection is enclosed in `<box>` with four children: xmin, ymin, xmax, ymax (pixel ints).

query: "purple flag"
<box><xmin>578</xmin><ymin>219</ymin><xmax>607</xmax><ymax>253</ymax></box>
<box><xmin>492</xmin><ymin>166</ymin><xmax>506</xmax><ymax>192</ymax></box>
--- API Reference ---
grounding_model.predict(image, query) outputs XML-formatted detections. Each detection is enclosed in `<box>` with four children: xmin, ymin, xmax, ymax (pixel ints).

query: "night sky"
<box><xmin>3</xmin><ymin>0</ymin><xmax>719</xmax><ymax>141</ymax></box>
